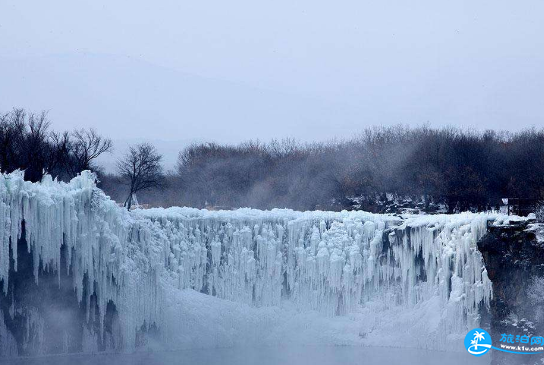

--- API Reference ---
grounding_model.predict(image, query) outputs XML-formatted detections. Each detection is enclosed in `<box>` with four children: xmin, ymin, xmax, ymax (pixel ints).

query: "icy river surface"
<box><xmin>4</xmin><ymin>346</ymin><xmax>489</xmax><ymax>365</ymax></box>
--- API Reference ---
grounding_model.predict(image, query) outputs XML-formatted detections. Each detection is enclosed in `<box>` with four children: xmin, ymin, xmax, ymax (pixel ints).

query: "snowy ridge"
<box><xmin>0</xmin><ymin>172</ymin><xmax>501</xmax><ymax>355</ymax></box>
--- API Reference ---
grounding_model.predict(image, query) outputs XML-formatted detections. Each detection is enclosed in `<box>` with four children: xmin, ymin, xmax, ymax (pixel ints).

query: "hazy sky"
<box><xmin>1</xmin><ymin>0</ymin><xmax>543</xmax><ymax>147</ymax></box>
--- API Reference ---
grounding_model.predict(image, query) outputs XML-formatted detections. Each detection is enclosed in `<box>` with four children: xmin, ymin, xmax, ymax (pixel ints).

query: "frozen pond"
<box><xmin>4</xmin><ymin>346</ymin><xmax>490</xmax><ymax>365</ymax></box>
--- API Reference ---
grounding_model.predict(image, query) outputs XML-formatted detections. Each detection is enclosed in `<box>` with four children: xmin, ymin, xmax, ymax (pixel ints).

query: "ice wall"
<box><xmin>0</xmin><ymin>172</ymin><xmax>499</xmax><ymax>355</ymax></box>
<box><xmin>0</xmin><ymin>171</ymin><xmax>164</xmax><ymax>354</ymax></box>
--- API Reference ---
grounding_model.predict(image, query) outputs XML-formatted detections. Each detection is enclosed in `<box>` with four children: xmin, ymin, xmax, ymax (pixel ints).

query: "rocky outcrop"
<box><xmin>478</xmin><ymin>220</ymin><xmax>544</xmax><ymax>365</ymax></box>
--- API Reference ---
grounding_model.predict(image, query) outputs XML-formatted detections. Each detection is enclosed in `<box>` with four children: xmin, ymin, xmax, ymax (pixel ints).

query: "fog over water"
<box><xmin>4</xmin><ymin>347</ymin><xmax>490</xmax><ymax>365</ymax></box>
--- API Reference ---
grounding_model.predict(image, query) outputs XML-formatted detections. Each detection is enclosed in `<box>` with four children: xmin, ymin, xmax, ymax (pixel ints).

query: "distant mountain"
<box><xmin>0</xmin><ymin>53</ymin><xmax>361</xmax><ymax>148</ymax></box>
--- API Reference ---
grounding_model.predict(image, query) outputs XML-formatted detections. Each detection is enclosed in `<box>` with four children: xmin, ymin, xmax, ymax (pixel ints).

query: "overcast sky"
<box><xmin>1</xmin><ymin>0</ymin><xmax>543</xmax><ymax>150</ymax></box>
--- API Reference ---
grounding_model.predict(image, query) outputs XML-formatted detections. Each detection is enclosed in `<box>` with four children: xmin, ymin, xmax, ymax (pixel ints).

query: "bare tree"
<box><xmin>71</xmin><ymin>129</ymin><xmax>113</xmax><ymax>174</ymax></box>
<box><xmin>49</xmin><ymin>131</ymin><xmax>73</xmax><ymax>180</ymax></box>
<box><xmin>117</xmin><ymin>143</ymin><xmax>164</xmax><ymax>210</ymax></box>
<box><xmin>20</xmin><ymin>111</ymin><xmax>52</xmax><ymax>182</ymax></box>
<box><xmin>0</xmin><ymin>110</ymin><xmax>114</xmax><ymax>181</ymax></box>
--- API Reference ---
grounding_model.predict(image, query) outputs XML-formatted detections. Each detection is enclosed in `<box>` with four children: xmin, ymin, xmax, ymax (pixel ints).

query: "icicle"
<box><xmin>0</xmin><ymin>171</ymin><xmax>510</xmax><ymax>354</ymax></box>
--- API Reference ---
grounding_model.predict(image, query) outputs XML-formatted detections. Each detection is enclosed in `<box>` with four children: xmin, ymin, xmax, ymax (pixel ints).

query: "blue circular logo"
<box><xmin>465</xmin><ymin>328</ymin><xmax>492</xmax><ymax>356</ymax></box>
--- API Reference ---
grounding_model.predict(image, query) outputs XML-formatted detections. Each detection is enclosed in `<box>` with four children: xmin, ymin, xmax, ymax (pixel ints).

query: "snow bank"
<box><xmin>0</xmin><ymin>172</ymin><xmax>503</xmax><ymax>355</ymax></box>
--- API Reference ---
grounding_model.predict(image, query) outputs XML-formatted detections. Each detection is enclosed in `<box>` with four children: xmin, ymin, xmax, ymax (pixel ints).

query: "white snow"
<box><xmin>527</xmin><ymin>223</ymin><xmax>544</xmax><ymax>244</ymax></box>
<box><xmin>0</xmin><ymin>171</ymin><xmax>508</xmax><ymax>355</ymax></box>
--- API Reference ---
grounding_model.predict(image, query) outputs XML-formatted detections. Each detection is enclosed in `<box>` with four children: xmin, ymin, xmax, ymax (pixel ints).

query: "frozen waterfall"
<box><xmin>0</xmin><ymin>171</ymin><xmax>502</xmax><ymax>356</ymax></box>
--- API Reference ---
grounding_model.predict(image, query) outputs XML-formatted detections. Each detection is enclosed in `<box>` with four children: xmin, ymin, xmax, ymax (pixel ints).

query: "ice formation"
<box><xmin>0</xmin><ymin>171</ymin><xmax>502</xmax><ymax>355</ymax></box>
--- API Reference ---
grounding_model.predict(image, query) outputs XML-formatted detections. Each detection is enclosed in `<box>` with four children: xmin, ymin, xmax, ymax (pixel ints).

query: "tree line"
<box><xmin>0</xmin><ymin>109</ymin><xmax>113</xmax><ymax>182</ymax></box>
<box><xmin>2</xmin><ymin>109</ymin><xmax>544</xmax><ymax>213</ymax></box>
<box><xmin>0</xmin><ymin>109</ymin><xmax>163</xmax><ymax>210</ymax></box>
<box><xmin>165</xmin><ymin>126</ymin><xmax>544</xmax><ymax>212</ymax></box>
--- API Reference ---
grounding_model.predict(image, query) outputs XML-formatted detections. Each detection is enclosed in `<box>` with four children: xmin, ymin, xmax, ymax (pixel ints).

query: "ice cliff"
<box><xmin>0</xmin><ymin>171</ymin><xmax>500</xmax><ymax>356</ymax></box>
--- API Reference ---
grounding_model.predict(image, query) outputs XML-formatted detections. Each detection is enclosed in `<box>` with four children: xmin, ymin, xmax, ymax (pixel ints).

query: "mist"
<box><xmin>99</xmin><ymin>126</ymin><xmax>544</xmax><ymax>213</ymax></box>
<box><xmin>3</xmin><ymin>347</ymin><xmax>490</xmax><ymax>365</ymax></box>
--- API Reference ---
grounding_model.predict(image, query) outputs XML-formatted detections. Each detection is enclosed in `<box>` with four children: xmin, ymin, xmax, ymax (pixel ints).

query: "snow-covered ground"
<box><xmin>0</xmin><ymin>171</ymin><xmax>516</xmax><ymax>357</ymax></box>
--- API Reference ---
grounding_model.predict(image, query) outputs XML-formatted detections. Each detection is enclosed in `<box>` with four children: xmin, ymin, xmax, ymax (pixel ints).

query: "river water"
<box><xmin>4</xmin><ymin>346</ymin><xmax>490</xmax><ymax>365</ymax></box>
